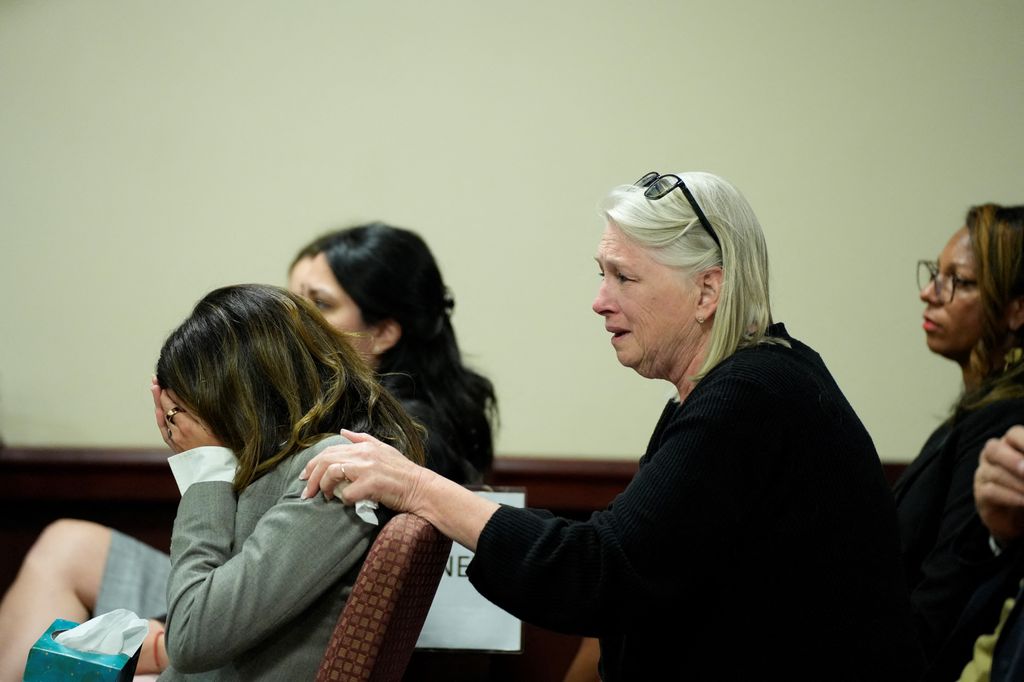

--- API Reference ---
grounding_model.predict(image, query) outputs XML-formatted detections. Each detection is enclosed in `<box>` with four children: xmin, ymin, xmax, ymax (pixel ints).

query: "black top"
<box><xmin>467</xmin><ymin>324</ymin><xmax>923</xmax><ymax>681</ymax></box>
<box><xmin>922</xmin><ymin>542</ymin><xmax>1024</xmax><ymax>681</ymax></box>
<box><xmin>894</xmin><ymin>398</ymin><xmax>1024</xmax><ymax>668</ymax></box>
<box><xmin>384</xmin><ymin>371</ymin><xmax>484</xmax><ymax>485</ymax></box>
<box><xmin>398</xmin><ymin>396</ymin><xmax>480</xmax><ymax>484</ymax></box>
<box><xmin>991</xmin><ymin>569</ymin><xmax>1024</xmax><ymax>681</ymax></box>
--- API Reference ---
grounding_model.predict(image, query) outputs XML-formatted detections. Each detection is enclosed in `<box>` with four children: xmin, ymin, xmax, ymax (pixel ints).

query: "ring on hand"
<box><xmin>340</xmin><ymin>464</ymin><xmax>348</xmax><ymax>481</ymax></box>
<box><xmin>165</xmin><ymin>406</ymin><xmax>182</xmax><ymax>425</ymax></box>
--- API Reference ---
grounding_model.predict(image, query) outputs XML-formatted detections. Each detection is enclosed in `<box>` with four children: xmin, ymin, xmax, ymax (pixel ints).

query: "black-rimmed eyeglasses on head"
<box><xmin>634</xmin><ymin>171</ymin><xmax>721</xmax><ymax>249</ymax></box>
<box><xmin>917</xmin><ymin>259</ymin><xmax>978</xmax><ymax>304</ymax></box>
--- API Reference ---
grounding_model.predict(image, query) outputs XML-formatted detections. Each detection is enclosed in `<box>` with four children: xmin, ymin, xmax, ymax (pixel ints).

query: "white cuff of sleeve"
<box><xmin>167</xmin><ymin>446</ymin><xmax>237</xmax><ymax>496</ymax></box>
<box><xmin>989</xmin><ymin>534</ymin><xmax>1006</xmax><ymax>557</ymax></box>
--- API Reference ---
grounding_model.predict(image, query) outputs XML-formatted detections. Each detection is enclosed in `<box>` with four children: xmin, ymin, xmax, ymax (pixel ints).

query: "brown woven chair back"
<box><xmin>316</xmin><ymin>512</ymin><xmax>452</xmax><ymax>682</ymax></box>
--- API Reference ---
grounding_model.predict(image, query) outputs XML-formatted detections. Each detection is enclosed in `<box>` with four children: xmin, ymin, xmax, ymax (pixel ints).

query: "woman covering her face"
<box><xmin>0</xmin><ymin>223</ymin><xmax>495</xmax><ymax>680</ymax></box>
<box><xmin>153</xmin><ymin>284</ymin><xmax>423</xmax><ymax>680</ymax></box>
<box><xmin>896</xmin><ymin>204</ymin><xmax>1024</xmax><ymax>678</ymax></box>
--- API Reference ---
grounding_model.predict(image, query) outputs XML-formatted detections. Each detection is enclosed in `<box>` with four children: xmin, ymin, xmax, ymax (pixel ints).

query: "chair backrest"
<box><xmin>316</xmin><ymin>512</ymin><xmax>452</xmax><ymax>682</ymax></box>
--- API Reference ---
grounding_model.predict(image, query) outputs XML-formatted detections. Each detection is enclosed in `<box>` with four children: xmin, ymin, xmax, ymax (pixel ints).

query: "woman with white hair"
<box><xmin>300</xmin><ymin>171</ymin><xmax>924</xmax><ymax>680</ymax></box>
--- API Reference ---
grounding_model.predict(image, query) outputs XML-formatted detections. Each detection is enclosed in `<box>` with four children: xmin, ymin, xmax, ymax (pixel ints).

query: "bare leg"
<box><xmin>138</xmin><ymin>618</ymin><xmax>168</xmax><ymax>673</ymax></box>
<box><xmin>0</xmin><ymin>520</ymin><xmax>168</xmax><ymax>680</ymax></box>
<box><xmin>563</xmin><ymin>637</ymin><xmax>602</xmax><ymax>682</ymax></box>
<box><xmin>0</xmin><ymin>520</ymin><xmax>110</xmax><ymax>681</ymax></box>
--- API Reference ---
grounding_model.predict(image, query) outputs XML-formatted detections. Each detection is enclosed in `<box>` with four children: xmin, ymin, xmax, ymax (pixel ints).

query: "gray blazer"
<box><xmin>158</xmin><ymin>435</ymin><xmax>375</xmax><ymax>681</ymax></box>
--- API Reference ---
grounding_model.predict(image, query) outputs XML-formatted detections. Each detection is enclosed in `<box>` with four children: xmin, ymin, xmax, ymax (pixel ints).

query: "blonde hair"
<box><xmin>602</xmin><ymin>171</ymin><xmax>779</xmax><ymax>382</ymax></box>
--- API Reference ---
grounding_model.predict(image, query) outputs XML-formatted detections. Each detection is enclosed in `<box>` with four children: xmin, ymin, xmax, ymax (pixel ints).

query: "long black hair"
<box><xmin>292</xmin><ymin>223</ymin><xmax>497</xmax><ymax>480</ymax></box>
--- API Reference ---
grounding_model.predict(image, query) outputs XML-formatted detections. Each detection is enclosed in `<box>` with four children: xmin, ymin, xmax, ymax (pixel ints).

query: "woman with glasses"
<box><xmin>894</xmin><ymin>204</ymin><xmax>1024</xmax><ymax>678</ymax></box>
<box><xmin>0</xmin><ymin>223</ymin><xmax>496</xmax><ymax>680</ymax></box>
<box><xmin>301</xmin><ymin>172</ymin><xmax>923</xmax><ymax>680</ymax></box>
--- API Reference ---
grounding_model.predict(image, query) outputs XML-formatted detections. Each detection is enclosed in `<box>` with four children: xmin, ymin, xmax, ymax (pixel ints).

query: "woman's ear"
<box><xmin>697</xmin><ymin>267</ymin><xmax>723</xmax><ymax>322</ymax></box>
<box><xmin>369</xmin><ymin>318</ymin><xmax>402</xmax><ymax>355</ymax></box>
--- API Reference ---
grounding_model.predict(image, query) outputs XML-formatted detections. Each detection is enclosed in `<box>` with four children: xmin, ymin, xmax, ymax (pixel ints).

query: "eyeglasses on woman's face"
<box><xmin>917</xmin><ymin>259</ymin><xmax>978</xmax><ymax>304</ymax></box>
<box><xmin>634</xmin><ymin>171</ymin><xmax>721</xmax><ymax>249</ymax></box>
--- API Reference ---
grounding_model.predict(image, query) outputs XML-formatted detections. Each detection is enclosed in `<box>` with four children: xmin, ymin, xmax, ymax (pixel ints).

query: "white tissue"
<box><xmin>355</xmin><ymin>500</ymin><xmax>379</xmax><ymax>525</ymax></box>
<box><xmin>334</xmin><ymin>481</ymin><xmax>380</xmax><ymax>525</ymax></box>
<box><xmin>53</xmin><ymin>609</ymin><xmax>148</xmax><ymax>656</ymax></box>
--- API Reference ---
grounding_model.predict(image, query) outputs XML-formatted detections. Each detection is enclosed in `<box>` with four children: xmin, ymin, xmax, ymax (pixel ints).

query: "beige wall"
<box><xmin>1</xmin><ymin>1</ymin><xmax>1021</xmax><ymax>461</ymax></box>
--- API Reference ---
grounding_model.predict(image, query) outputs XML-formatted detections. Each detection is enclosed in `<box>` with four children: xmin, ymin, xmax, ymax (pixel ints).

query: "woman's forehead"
<box><xmin>596</xmin><ymin>223</ymin><xmax>648</xmax><ymax>266</ymax></box>
<box><xmin>291</xmin><ymin>253</ymin><xmax>341</xmax><ymax>290</ymax></box>
<box><xmin>939</xmin><ymin>228</ymin><xmax>974</xmax><ymax>269</ymax></box>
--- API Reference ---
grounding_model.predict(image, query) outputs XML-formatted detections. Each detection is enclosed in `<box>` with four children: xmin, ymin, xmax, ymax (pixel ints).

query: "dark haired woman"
<box><xmin>0</xmin><ymin>223</ymin><xmax>496</xmax><ymax>680</ymax></box>
<box><xmin>288</xmin><ymin>223</ymin><xmax>496</xmax><ymax>482</ymax></box>
<box><xmin>153</xmin><ymin>284</ymin><xmax>423</xmax><ymax>678</ymax></box>
<box><xmin>895</xmin><ymin>204</ymin><xmax>1024</xmax><ymax>677</ymax></box>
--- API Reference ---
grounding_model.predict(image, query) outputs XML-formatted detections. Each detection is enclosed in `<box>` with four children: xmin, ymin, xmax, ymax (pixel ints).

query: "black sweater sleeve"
<box><xmin>466</xmin><ymin>359</ymin><xmax>788</xmax><ymax>635</ymax></box>
<box><xmin>467</xmin><ymin>334</ymin><xmax>922</xmax><ymax>680</ymax></box>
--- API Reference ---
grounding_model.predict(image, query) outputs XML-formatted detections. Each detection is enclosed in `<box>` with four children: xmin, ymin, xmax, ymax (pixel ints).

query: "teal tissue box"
<box><xmin>23</xmin><ymin>618</ymin><xmax>141</xmax><ymax>682</ymax></box>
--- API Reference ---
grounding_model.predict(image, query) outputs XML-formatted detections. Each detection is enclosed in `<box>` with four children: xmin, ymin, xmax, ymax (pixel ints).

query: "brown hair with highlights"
<box><xmin>156</xmin><ymin>284</ymin><xmax>425</xmax><ymax>492</ymax></box>
<box><xmin>957</xmin><ymin>203</ymin><xmax>1024</xmax><ymax>416</ymax></box>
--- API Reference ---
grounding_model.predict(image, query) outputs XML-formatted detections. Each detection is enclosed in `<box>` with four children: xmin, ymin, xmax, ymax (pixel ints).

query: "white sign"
<box><xmin>415</xmin><ymin>489</ymin><xmax>525</xmax><ymax>651</ymax></box>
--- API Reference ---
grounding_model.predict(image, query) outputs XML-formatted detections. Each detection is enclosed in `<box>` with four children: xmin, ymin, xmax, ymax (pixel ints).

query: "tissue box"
<box><xmin>23</xmin><ymin>619</ymin><xmax>141</xmax><ymax>682</ymax></box>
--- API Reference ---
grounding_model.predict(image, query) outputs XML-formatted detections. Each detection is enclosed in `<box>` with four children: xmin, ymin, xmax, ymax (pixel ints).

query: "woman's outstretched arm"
<box><xmin>300</xmin><ymin>430</ymin><xmax>499</xmax><ymax>552</ymax></box>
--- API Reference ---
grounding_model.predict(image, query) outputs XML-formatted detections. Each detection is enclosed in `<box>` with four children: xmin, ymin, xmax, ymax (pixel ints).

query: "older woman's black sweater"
<box><xmin>468</xmin><ymin>324</ymin><xmax>923</xmax><ymax>680</ymax></box>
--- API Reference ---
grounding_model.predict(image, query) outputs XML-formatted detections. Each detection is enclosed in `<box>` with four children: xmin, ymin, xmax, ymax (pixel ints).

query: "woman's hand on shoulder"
<box><xmin>975</xmin><ymin>425</ymin><xmax>1024</xmax><ymax>545</ymax></box>
<box><xmin>151</xmin><ymin>378</ymin><xmax>223</xmax><ymax>454</ymax></box>
<box><xmin>299</xmin><ymin>430</ymin><xmax>430</xmax><ymax>514</ymax></box>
